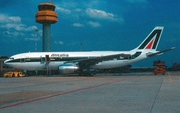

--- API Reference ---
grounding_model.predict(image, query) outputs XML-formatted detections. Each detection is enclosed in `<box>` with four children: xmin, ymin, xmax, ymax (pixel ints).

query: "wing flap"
<box><xmin>66</xmin><ymin>53</ymin><xmax>131</xmax><ymax>68</ymax></box>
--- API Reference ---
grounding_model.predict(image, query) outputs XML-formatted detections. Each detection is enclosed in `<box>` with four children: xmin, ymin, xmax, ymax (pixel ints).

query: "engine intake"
<box><xmin>59</xmin><ymin>63</ymin><xmax>79</xmax><ymax>74</ymax></box>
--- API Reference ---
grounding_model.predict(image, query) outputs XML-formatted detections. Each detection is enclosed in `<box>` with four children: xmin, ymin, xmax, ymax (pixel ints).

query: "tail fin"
<box><xmin>136</xmin><ymin>26</ymin><xmax>164</xmax><ymax>50</ymax></box>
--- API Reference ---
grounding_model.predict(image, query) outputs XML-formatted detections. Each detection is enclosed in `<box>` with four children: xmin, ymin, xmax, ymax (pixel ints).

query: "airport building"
<box><xmin>0</xmin><ymin>56</ymin><xmax>14</xmax><ymax>76</ymax></box>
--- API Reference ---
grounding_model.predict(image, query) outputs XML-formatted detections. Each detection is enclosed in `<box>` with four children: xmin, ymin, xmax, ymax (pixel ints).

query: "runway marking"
<box><xmin>0</xmin><ymin>77</ymin><xmax>132</xmax><ymax>110</ymax></box>
<box><xmin>150</xmin><ymin>75</ymin><xmax>165</xmax><ymax>113</ymax></box>
<box><xmin>168</xmin><ymin>76</ymin><xmax>175</xmax><ymax>84</ymax></box>
<box><xmin>167</xmin><ymin>72</ymin><xmax>175</xmax><ymax>84</ymax></box>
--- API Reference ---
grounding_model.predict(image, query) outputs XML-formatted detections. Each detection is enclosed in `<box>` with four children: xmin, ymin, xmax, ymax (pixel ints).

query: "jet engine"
<box><xmin>59</xmin><ymin>63</ymin><xmax>79</xmax><ymax>74</ymax></box>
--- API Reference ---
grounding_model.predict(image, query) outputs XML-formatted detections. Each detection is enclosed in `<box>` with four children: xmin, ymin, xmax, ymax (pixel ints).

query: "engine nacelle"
<box><xmin>59</xmin><ymin>64</ymin><xmax>79</xmax><ymax>74</ymax></box>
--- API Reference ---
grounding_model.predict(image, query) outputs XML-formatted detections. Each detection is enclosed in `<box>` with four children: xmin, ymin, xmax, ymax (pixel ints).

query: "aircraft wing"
<box><xmin>147</xmin><ymin>47</ymin><xmax>175</xmax><ymax>57</ymax></box>
<box><xmin>66</xmin><ymin>53</ymin><xmax>131</xmax><ymax>68</ymax></box>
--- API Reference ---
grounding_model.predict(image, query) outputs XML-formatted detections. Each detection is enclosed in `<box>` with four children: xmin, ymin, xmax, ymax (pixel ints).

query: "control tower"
<box><xmin>36</xmin><ymin>3</ymin><xmax>58</xmax><ymax>52</ymax></box>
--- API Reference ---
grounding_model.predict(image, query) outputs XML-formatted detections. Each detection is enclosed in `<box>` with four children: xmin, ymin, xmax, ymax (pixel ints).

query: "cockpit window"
<box><xmin>10</xmin><ymin>57</ymin><xmax>14</xmax><ymax>60</ymax></box>
<box><xmin>8</xmin><ymin>59</ymin><xmax>20</xmax><ymax>62</ymax></box>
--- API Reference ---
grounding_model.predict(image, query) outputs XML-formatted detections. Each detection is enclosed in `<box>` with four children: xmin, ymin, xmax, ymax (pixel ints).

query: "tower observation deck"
<box><xmin>36</xmin><ymin>3</ymin><xmax>58</xmax><ymax>52</ymax></box>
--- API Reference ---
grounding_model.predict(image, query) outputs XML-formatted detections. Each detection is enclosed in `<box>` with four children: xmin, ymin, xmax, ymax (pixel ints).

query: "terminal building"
<box><xmin>0</xmin><ymin>56</ymin><xmax>14</xmax><ymax>76</ymax></box>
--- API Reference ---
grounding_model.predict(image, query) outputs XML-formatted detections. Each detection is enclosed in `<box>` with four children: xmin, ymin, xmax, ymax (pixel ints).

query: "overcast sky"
<box><xmin>0</xmin><ymin>0</ymin><xmax>179</xmax><ymax>67</ymax></box>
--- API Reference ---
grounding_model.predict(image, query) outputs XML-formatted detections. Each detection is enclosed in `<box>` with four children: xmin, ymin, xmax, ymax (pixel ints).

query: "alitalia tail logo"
<box><xmin>146</xmin><ymin>39</ymin><xmax>154</xmax><ymax>49</ymax></box>
<box><xmin>138</xmin><ymin>29</ymin><xmax>162</xmax><ymax>50</ymax></box>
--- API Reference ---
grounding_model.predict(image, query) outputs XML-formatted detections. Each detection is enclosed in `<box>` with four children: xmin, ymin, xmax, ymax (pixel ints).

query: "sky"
<box><xmin>0</xmin><ymin>0</ymin><xmax>179</xmax><ymax>67</ymax></box>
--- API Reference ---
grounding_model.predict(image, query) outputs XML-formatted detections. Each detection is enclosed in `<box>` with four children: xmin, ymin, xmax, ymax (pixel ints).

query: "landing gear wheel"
<box><xmin>78</xmin><ymin>73</ymin><xmax>94</xmax><ymax>77</ymax></box>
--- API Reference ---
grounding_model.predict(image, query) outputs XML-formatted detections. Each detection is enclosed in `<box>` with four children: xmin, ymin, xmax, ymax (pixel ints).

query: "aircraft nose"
<box><xmin>4</xmin><ymin>59</ymin><xmax>13</xmax><ymax>68</ymax></box>
<box><xmin>4</xmin><ymin>60</ymin><xmax>7</xmax><ymax>64</ymax></box>
<box><xmin>4</xmin><ymin>59</ymin><xmax>9</xmax><ymax>65</ymax></box>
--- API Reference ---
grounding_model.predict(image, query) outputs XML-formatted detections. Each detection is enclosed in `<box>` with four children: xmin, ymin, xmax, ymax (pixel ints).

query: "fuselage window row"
<box><xmin>7</xmin><ymin>52</ymin><xmax>141</xmax><ymax>63</ymax></box>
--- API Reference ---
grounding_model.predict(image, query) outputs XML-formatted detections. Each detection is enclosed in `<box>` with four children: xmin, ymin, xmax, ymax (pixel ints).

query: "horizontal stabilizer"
<box><xmin>147</xmin><ymin>47</ymin><xmax>175</xmax><ymax>57</ymax></box>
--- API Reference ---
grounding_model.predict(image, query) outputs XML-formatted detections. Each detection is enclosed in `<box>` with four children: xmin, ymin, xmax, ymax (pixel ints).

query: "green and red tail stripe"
<box><xmin>137</xmin><ymin>27</ymin><xmax>163</xmax><ymax>50</ymax></box>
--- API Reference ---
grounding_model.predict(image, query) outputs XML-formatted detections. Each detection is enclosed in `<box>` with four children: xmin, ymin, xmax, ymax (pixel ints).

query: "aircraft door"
<box><xmin>45</xmin><ymin>55</ymin><xmax>50</xmax><ymax>62</ymax></box>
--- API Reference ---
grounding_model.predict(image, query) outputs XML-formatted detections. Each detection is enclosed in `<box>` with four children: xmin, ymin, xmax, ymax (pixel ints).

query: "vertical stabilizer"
<box><xmin>136</xmin><ymin>26</ymin><xmax>164</xmax><ymax>50</ymax></box>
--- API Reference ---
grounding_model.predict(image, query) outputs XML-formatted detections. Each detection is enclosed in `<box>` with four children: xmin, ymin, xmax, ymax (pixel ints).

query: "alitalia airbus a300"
<box><xmin>4</xmin><ymin>26</ymin><xmax>175</xmax><ymax>76</ymax></box>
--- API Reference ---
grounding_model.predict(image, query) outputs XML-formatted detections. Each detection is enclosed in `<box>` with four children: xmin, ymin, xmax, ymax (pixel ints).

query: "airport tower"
<box><xmin>36</xmin><ymin>3</ymin><xmax>58</xmax><ymax>52</ymax></box>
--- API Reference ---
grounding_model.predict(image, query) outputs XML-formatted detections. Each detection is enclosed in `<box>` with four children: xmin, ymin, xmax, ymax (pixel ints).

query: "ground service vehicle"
<box><xmin>153</xmin><ymin>61</ymin><xmax>166</xmax><ymax>75</ymax></box>
<box><xmin>154</xmin><ymin>68</ymin><xmax>166</xmax><ymax>75</ymax></box>
<box><xmin>4</xmin><ymin>71</ymin><xmax>25</xmax><ymax>77</ymax></box>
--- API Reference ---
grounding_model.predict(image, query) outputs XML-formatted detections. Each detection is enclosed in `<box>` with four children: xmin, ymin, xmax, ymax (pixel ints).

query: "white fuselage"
<box><xmin>4</xmin><ymin>50</ymin><xmax>149</xmax><ymax>71</ymax></box>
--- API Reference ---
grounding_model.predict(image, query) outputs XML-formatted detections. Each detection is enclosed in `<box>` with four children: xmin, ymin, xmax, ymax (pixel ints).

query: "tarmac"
<box><xmin>0</xmin><ymin>72</ymin><xmax>180</xmax><ymax>113</ymax></box>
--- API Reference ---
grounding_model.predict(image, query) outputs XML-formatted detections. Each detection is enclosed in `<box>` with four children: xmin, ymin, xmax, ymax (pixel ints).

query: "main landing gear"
<box><xmin>78</xmin><ymin>72</ymin><xmax>94</xmax><ymax>77</ymax></box>
<box><xmin>78</xmin><ymin>69</ymin><xmax>95</xmax><ymax>76</ymax></box>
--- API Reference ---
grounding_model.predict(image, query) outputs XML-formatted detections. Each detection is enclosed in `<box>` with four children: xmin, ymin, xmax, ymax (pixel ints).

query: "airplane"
<box><xmin>4</xmin><ymin>26</ymin><xmax>175</xmax><ymax>76</ymax></box>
